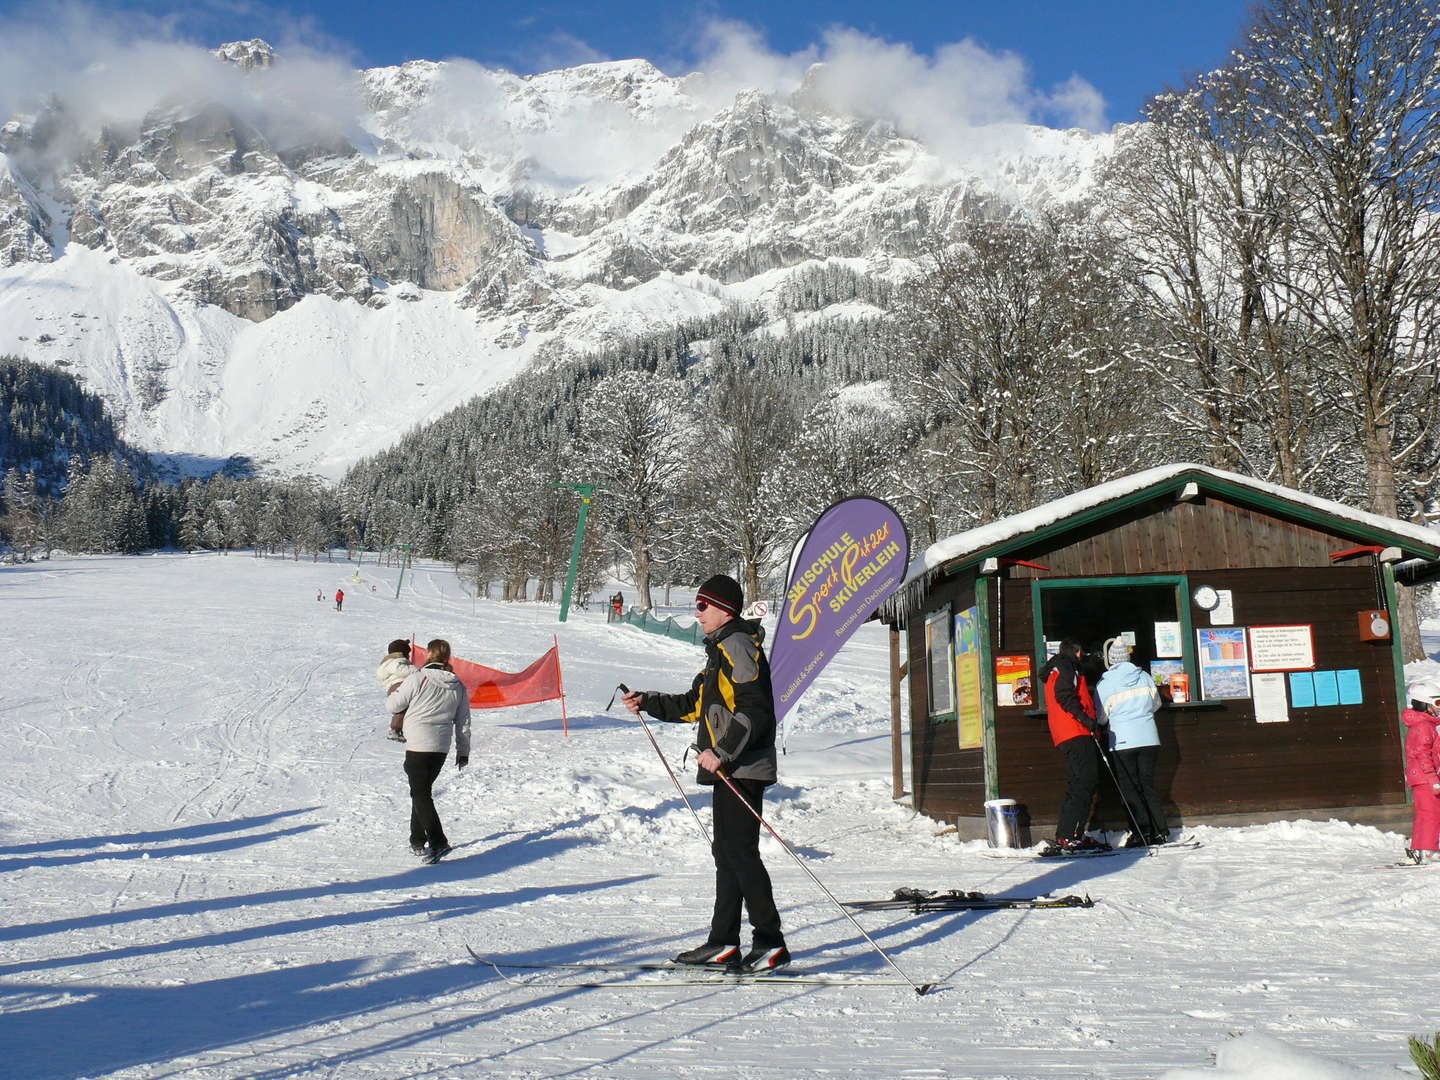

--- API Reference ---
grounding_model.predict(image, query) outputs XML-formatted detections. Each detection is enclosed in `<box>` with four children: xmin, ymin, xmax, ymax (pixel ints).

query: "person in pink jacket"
<box><xmin>1403</xmin><ymin>679</ymin><xmax>1440</xmax><ymax>863</ymax></box>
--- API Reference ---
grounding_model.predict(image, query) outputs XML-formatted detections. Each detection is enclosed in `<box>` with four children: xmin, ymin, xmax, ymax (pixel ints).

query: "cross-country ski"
<box><xmin>467</xmin><ymin>950</ymin><xmax>945</xmax><ymax>992</ymax></box>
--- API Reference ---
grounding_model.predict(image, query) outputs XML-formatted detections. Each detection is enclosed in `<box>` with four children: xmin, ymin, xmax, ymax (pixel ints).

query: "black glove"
<box><xmin>456</xmin><ymin>756</ymin><xmax>469</xmax><ymax>770</ymax></box>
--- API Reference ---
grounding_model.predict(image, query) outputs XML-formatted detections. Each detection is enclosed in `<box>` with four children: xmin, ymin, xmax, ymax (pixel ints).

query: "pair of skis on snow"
<box><xmin>840</xmin><ymin>887</ymin><xmax>1093</xmax><ymax>912</ymax></box>
<box><xmin>981</xmin><ymin>834</ymin><xmax>1203</xmax><ymax>860</ymax></box>
<box><xmin>468</xmin><ymin>886</ymin><xmax>1093</xmax><ymax>990</ymax></box>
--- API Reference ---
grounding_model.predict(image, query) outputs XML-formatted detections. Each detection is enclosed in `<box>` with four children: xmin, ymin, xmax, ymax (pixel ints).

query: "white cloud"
<box><xmin>0</xmin><ymin>1</ymin><xmax>363</xmax><ymax>161</ymax></box>
<box><xmin>691</xmin><ymin>22</ymin><xmax>1109</xmax><ymax>135</ymax></box>
<box><xmin>0</xmin><ymin>7</ymin><xmax>1108</xmax><ymax>191</ymax></box>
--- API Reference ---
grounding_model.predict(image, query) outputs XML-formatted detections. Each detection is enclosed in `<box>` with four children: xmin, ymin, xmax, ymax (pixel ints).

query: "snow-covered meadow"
<box><xmin>1</xmin><ymin>552</ymin><xmax>1437</xmax><ymax>1079</ymax></box>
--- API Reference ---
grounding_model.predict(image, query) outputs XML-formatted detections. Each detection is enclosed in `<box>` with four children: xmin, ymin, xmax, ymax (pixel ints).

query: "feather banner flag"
<box><xmin>769</xmin><ymin>496</ymin><xmax>910</xmax><ymax>723</ymax></box>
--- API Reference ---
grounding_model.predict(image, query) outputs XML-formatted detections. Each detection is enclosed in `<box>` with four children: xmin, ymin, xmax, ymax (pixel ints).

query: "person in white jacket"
<box><xmin>1096</xmin><ymin>653</ymin><xmax>1169</xmax><ymax>847</ymax></box>
<box><xmin>388</xmin><ymin>639</ymin><xmax>471</xmax><ymax>864</ymax></box>
<box><xmin>376</xmin><ymin>639</ymin><xmax>416</xmax><ymax>742</ymax></box>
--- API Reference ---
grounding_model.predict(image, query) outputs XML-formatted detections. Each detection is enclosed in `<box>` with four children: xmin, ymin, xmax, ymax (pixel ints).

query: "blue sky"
<box><xmin>2</xmin><ymin>1</ymin><xmax>1255</xmax><ymax>128</ymax></box>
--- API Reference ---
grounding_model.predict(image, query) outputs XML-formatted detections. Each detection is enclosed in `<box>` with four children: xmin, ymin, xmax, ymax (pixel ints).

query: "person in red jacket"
<box><xmin>1039</xmin><ymin>639</ymin><xmax>1106</xmax><ymax>853</ymax></box>
<box><xmin>335</xmin><ymin>588</ymin><xmax>345</xmax><ymax>612</ymax></box>
<box><xmin>1403</xmin><ymin>679</ymin><xmax>1440</xmax><ymax>863</ymax></box>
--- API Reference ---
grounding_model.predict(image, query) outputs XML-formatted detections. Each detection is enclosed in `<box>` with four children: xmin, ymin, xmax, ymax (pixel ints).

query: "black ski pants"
<box><xmin>1055</xmin><ymin>734</ymin><xmax>1100</xmax><ymax>840</ymax></box>
<box><xmin>1112</xmin><ymin>745</ymin><xmax>1168</xmax><ymax>840</ymax></box>
<box><xmin>404</xmin><ymin>750</ymin><xmax>449</xmax><ymax>849</ymax></box>
<box><xmin>708</xmin><ymin>777</ymin><xmax>784</xmax><ymax>950</ymax></box>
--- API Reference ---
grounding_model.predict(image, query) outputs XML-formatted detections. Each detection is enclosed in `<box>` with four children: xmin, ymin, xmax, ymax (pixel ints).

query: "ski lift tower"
<box><xmin>554</xmin><ymin>482</ymin><xmax>597</xmax><ymax>623</ymax></box>
<box><xmin>394</xmin><ymin>544</ymin><xmax>414</xmax><ymax>599</ymax></box>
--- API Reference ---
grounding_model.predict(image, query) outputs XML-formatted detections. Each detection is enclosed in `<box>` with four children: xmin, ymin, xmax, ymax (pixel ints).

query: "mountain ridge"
<box><xmin>0</xmin><ymin>38</ymin><xmax>1111</xmax><ymax>479</ymax></box>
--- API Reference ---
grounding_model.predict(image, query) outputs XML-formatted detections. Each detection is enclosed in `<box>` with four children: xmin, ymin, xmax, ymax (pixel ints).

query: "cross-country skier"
<box><xmin>1403</xmin><ymin>679</ymin><xmax>1440</xmax><ymax>863</ymax></box>
<box><xmin>621</xmin><ymin>573</ymin><xmax>789</xmax><ymax>973</ymax></box>
<box><xmin>388</xmin><ymin>639</ymin><xmax>471</xmax><ymax>864</ymax></box>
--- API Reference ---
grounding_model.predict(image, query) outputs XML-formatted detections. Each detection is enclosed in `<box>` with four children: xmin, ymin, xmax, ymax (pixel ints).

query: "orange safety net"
<box><xmin>409</xmin><ymin>640</ymin><xmax>566</xmax><ymax>710</ymax></box>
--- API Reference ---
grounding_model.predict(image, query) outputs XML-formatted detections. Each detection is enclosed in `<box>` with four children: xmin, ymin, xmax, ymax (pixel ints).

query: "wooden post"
<box><xmin>890</xmin><ymin>627</ymin><xmax>903</xmax><ymax>799</ymax></box>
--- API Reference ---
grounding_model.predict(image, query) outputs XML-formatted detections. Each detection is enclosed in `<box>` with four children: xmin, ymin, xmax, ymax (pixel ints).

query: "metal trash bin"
<box><xmin>984</xmin><ymin>798</ymin><xmax>1023</xmax><ymax>848</ymax></box>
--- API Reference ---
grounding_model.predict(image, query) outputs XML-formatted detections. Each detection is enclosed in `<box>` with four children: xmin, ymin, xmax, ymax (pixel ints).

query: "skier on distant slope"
<box><xmin>1403</xmin><ymin>679</ymin><xmax>1440</xmax><ymax>864</ymax></box>
<box><xmin>335</xmin><ymin>588</ymin><xmax>344</xmax><ymax>612</ymax></box>
<box><xmin>388</xmin><ymin>639</ymin><xmax>470</xmax><ymax>864</ymax></box>
<box><xmin>620</xmin><ymin>574</ymin><xmax>789</xmax><ymax>973</ymax></box>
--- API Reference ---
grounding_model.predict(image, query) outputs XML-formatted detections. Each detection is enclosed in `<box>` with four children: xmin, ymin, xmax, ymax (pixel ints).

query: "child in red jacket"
<box><xmin>1403</xmin><ymin>679</ymin><xmax>1440</xmax><ymax>863</ymax></box>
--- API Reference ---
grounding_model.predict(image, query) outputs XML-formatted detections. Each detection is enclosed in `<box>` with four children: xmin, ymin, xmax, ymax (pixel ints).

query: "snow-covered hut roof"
<box><xmin>885</xmin><ymin>464</ymin><xmax>1440</xmax><ymax>621</ymax></box>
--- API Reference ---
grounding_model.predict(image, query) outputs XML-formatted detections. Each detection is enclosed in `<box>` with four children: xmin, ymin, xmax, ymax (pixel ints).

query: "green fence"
<box><xmin>607</xmin><ymin>606</ymin><xmax>705</xmax><ymax>646</ymax></box>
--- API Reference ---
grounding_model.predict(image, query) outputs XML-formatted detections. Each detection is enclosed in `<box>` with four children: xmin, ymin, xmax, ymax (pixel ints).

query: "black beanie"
<box><xmin>697</xmin><ymin>574</ymin><xmax>743</xmax><ymax>617</ymax></box>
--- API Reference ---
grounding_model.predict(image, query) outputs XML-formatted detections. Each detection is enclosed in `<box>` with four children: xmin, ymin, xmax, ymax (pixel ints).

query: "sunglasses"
<box><xmin>695</xmin><ymin>599</ymin><xmax>710</xmax><ymax>612</ymax></box>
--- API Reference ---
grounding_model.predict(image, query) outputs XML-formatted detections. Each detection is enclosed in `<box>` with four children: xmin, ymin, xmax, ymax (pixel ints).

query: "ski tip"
<box><xmin>915</xmin><ymin>982</ymin><xmax>937</xmax><ymax>996</ymax></box>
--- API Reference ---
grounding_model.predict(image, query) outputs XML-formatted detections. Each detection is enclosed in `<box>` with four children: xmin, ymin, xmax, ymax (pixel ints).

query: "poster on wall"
<box><xmin>954</xmin><ymin>606</ymin><xmax>983</xmax><ymax>748</ymax></box>
<box><xmin>1154</xmin><ymin>622</ymin><xmax>1182</xmax><ymax>658</ymax></box>
<box><xmin>995</xmin><ymin>655</ymin><xmax>1034</xmax><ymax>707</ymax></box>
<box><xmin>1150</xmin><ymin>659</ymin><xmax>1185</xmax><ymax>689</ymax></box>
<box><xmin>1196</xmin><ymin>627</ymin><xmax>1252</xmax><ymax>700</ymax></box>
<box><xmin>1209</xmin><ymin>590</ymin><xmax>1235</xmax><ymax>625</ymax></box>
<box><xmin>1251</xmin><ymin>672</ymin><xmax>1291</xmax><ymax>723</ymax></box>
<box><xmin>924</xmin><ymin>607</ymin><xmax>953</xmax><ymax>717</ymax></box>
<box><xmin>1247</xmin><ymin>625</ymin><xmax>1316</xmax><ymax>671</ymax></box>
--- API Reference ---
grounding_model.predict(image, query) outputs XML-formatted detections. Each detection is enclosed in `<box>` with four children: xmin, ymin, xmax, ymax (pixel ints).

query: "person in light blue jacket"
<box><xmin>1096</xmin><ymin>652</ymin><xmax>1169</xmax><ymax>846</ymax></box>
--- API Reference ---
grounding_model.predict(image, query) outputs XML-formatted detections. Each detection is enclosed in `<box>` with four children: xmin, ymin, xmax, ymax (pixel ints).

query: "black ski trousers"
<box><xmin>404</xmin><ymin>750</ymin><xmax>449</xmax><ymax>849</ymax></box>
<box><xmin>1055</xmin><ymin>734</ymin><xmax>1100</xmax><ymax>840</ymax></box>
<box><xmin>708</xmin><ymin>777</ymin><xmax>784</xmax><ymax>950</ymax></box>
<box><xmin>1112</xmin><ymin>745</ymin><xmax>1168</xmax><ymax>840</ymax></box>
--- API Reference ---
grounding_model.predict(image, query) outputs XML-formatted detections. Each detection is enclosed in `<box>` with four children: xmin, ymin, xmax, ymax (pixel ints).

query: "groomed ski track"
<box><xmin>2</xmin><ymin>553</ymin><xmax>1437</xmax><ymax>1079</ymax></box>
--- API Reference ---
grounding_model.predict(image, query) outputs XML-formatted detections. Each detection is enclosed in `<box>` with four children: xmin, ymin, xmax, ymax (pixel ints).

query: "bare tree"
<box><xmin>889</xmin><ymin>212</ymin><xmax>1154</xmax><ymax>530</ymax></box>
<box><xmin>578</xmin><ymin>370</ymin><xmax>692</xmax><ymax>610</ymax></box>
<box><xmin>1101</xmin><ymin>67</ymin><xmax>1340</xmax><ymax>488</ymax></box>
<box><xmin>1242</xmin><ymin>0</ymin><xmax>1440</xmax><ymax>512</ymax></box>
<box><xmin>693</xmin><ymin>364</ymin><xmax>803</xmax><ymax>599</ymax></box>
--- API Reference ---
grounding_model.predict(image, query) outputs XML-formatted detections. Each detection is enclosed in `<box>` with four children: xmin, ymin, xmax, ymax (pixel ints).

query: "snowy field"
<box><xmin>2</xmin><ymin>552</ymin><xmax>1438</xmax><ymax>1080</ymax></box>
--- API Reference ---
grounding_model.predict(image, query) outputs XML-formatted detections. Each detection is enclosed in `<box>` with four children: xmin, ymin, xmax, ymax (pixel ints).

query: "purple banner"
<box><xmin>770</xmin><ymin>496</ymin><xmax>910</xmax><ymax>720</ymax></box>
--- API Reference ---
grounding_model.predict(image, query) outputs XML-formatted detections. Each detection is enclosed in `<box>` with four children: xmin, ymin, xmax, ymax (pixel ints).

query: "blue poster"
<box><xmin>1289</xmin><ymin>672</ymin><xmax>1316</xmax><ymax>708</ymax></box>
<box><xmin>1313</xmin><ymin>670</ymin><xmax>1339</xmax><ymax>707</ymax></box>
<box><xmin>1336</xmin><ymin>669</ymin><xmax>1363</xmax><ymax>706</ymax></box>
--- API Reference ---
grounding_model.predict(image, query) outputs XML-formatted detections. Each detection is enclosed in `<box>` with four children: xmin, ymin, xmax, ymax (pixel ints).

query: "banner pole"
<box><xmin>554</xmin><ymin>634</ymin><xmax>568</xmax><ymax>739</ymax></box>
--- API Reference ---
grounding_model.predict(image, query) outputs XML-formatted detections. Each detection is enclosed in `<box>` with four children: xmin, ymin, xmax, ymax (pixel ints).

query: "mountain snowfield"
<box><xmin>0</xmin><ymin>41</ymin><xmax>1108</xmax><ymax>478</ymax></box>
<box><xmin>2</xmin><ymin>552</ymin><xmax>1438</xmax><ymax>1079</ymax></box>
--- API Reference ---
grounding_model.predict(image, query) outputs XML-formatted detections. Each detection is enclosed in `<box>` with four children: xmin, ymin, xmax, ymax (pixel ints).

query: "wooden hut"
<box><xmin>881</xmin><ymin>464</ymin><xmax>1440</xmax><ymax>838</ymax></box>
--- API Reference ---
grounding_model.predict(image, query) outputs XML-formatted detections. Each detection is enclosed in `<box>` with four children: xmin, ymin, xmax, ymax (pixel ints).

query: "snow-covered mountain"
<box><xmin>0</xmin><ymin>39</ymin><xmax>1110</xmax><ymax>478</ymax></box>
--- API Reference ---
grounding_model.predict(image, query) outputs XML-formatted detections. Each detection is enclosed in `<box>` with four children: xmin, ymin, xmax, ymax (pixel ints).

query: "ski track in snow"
<box><xmin>0</xmin><ymin>553</ymin><xmax>1436</xmax><ymax>1079</ymax></box>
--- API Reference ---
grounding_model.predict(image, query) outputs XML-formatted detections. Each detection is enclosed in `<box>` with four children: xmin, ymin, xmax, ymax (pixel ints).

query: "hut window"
<box><xmin>1035</xmin><ymin>577</ymin><xmax>1187</xmax><ymax>673</ymax></box>
<box><xmin>924</xmin><ymin>605</ymin><xmax>955</xmax><ymax>719</ymax></box>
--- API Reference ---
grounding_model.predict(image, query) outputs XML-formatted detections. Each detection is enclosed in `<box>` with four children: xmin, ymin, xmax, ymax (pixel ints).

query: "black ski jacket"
<box><xmin>640</xmin><ymin>617</ymin><xmax>777</xmax><ymax>785</ymax></box>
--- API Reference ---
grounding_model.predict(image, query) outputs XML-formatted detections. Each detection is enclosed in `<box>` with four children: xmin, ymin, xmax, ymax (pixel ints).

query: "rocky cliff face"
<box><xmin>0</xmin><ymin>40</ymin><xmax>1110</xmax><ymax>475</ymax></box>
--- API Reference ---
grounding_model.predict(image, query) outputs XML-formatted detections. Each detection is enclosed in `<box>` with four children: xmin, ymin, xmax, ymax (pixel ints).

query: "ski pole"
<box><xmin>611</xmin><ymin>684</ymin><xmax>711</xmax><ymax>846</ymax></box>
<box><xmin>711</xmin><ymin>768</ymin><xmax>937</xmax><ymax>996</ymax></box>
<box><xmin>1091</xmin><ymin>731</ymin><xmax>1150</xmax><ymax>848</ymax></box>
